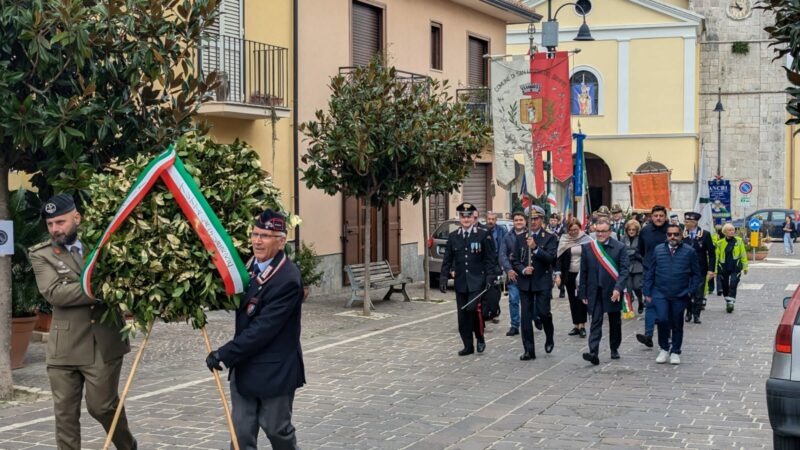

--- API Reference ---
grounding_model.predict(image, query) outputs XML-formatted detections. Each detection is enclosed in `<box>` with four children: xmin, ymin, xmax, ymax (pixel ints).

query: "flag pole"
<box><xmin>201</xmin><ymin>327</ymin><xmax>240</xmax><ymax>450</ymax></box>
<box><xmin>102</xmin><ymin>321</ymin><xmax>153</xmax><ymax>450</ymax></box>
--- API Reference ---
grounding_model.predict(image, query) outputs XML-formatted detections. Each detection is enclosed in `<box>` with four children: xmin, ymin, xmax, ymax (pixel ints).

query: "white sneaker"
<box><xmin>670</xmin><ymin>353</ymin><xmax>681</xmax><ymax>365</ymax></box>
<box><xmin>656</xmin><ymin>349</ymin><xmax>669</xmax><ymax>364</ymax></box>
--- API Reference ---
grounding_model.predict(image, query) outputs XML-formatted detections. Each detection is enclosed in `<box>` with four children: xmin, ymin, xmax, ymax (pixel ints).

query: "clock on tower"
<box><xmin>726</xmin><ymin>0</ymin><xmax>752</xmax><ymax>20</ymax></box>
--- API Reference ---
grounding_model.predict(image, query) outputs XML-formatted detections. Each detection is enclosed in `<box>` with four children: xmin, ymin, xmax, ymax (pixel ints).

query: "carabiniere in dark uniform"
<box><xmin>440</xmin><ymin>202</ymin><xmax>498</xmax><ymax>356</ymax></box>
<box><xmin>512</xmin><ymin>205</ymin><xmax>558</xmax><ymax>360</ymax></box>
<box><xmin>681</xmin><ymin>211</ymin><xmax>716</xmax><ymax>324</ymax></box>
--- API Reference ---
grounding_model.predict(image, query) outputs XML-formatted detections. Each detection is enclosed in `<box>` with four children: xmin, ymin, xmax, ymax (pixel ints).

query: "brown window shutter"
<box><xmin>468</xmin><ymin>37</ymin><xmax>488</xmax><ymax>87</ymax></box>
<box><xmin>431</xmin><ymin>23</ymin><xmax>442</xmax><ymax>70</ymax></box>
<box><xmin>352</xmin><ymin>1</ymin><xmax>382</xmax><ymax>66</ymax></box>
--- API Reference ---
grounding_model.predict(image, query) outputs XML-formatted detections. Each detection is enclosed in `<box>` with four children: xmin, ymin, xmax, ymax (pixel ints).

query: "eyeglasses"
<box><xmin>250</xmin><ymin>232</ymin><xmax>284</xmax><ymax>241</ymax></box>
<box><xmin>666</xmin><ymin>232</ymin><xmax>681</xmax><ymax>237</ymax></box>
<box><xmin>595</xmin><ymin>229</ymin><xmax>610</xmax><ymax>233</ymax></box>
<box><xmin>531</xmin><ymin>217</ymin><xmax>542</xmax><ymax>221</ymax></box>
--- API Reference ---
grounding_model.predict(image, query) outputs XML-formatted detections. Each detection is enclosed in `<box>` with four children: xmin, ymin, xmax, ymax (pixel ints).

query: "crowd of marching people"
<box><xmin>439</xmin><ymin>201</ymin><xmax>770</xmax><ymax>366</ymax></box>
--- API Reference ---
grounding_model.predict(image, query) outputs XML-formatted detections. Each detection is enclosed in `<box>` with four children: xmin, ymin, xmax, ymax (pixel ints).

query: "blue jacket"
<box><xmin>499</xmin><ymin>229</ymin><xmax>523</xmax><ymax>273</ymax></box>
<box><xmin>217</xmin><ymin>251</ymin><xmax>306</xmax><ymax>399</ymax></box>
<box><xmin>643</xmin><ymin>242</ymin><xmax>702</xmax><ymax>300</ymax></box>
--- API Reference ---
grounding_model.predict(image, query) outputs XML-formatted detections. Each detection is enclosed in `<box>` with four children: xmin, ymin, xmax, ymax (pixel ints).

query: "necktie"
<box><xmin>669</xmin><ymin>246</ymin><xmax>676</xmax><ymax>257</ymax></box>
<box><xmin>252</xmin><ymin>263</ymin><xmax>262</xmax><ymax>278</ymax></box>
<box><xmin>69</xmin><ymin>246</ymin><xmax>83</xmax><ymax>266</ymax></box>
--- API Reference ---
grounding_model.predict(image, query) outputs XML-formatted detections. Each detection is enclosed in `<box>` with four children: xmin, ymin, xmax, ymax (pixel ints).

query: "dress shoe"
<box><xmin>534</xmin><ymin>319</ymin><xmax>543</xmax><ymax>330</ymax></box>
<box><xmin>579</xmin><ymin>328</ymin><xmax>586</xmax><ymax>338</ymax></box>
<box><xmin>491</xmin><ymin>318</ymin><xmax>500</xmax><ymax>324</ymax></box>
<box><xmin>610</xmin><ymin>349</ymin><xmax>620</xmax><ymax>359</ymax></box>
<box><xmin>693</xmin><ymin>316</ymin><xmax>702</xmax><ymax>324</ymax></box>
<box><xmin>559</xmin><ymin>292</ymin><xmax>565</xmax><ymax>298</ymax></box>
<box><xmin>132</xmin><ymin>440</ymin><xmax>138</xmax><ymax>450</ymax></box>
<box><xmin>506</xmin><ymin>327</ymin><xmax>519</xmax><ymax>336</ymax></box>
<box><xmin>582</xmin><ymin>352</ymin><xmax>599</xmax><ymax>365</ymax></box>
<box><xmin>545</xmin><ymin>339</ymin><xmax>554</xmax><ymax>354</ymax></box>
<box><xmin>636</xmin><ymin>333</ymin><xmax>654</xmax><ymax>348</ymax></box>
<box><xmin>637</xmin><ymin>303</ymin><xmax>644</xmax><ymax>314</ymax></box>
<box><xmin>685</xmin><ymin>310</ymin><xmax>692</xmax><ymax>322</ymax></box>
<box><xmin>568</xmin><ymin>327</ymin><xmax>580</xmax><ymax>336</ymax></box>
<box><xmin>477</xmin><ymin>340</ymin><xmax>486</xmax><ymax>353</ymax></box>
<box><xmin>520</xmin><ymin>352</ymin><xmax>535</xmax><ymax>361</ymax></box>
<box><xmin>717</xmin><ymin>291</ymin><xmax>723</xmax><ymax>296</ymax></box>
<box><xmin>458</xmin><ymin>348</ymin><xmax>474</xmax><ymax>356</ymax></box>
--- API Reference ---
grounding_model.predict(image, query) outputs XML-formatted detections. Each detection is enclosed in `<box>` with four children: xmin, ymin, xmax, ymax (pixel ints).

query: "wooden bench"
<box><xmin>343</xmin><ymin>260</ymin><xmax>412</xmax><ymax>308</ymax></box>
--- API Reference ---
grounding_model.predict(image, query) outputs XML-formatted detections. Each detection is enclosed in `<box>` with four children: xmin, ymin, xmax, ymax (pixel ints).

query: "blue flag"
<box><xmin>573</xmin><ymin>132</ymin><xmax>586</xmax><ymax>197</ymax></box>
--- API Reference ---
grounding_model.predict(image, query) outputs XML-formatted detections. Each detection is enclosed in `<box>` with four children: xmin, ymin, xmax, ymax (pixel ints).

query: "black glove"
<box><xmin>206</xmin><ymin>351</ymin><xmax>223</xmax><ymax>372</ymax></box>
<box><xmin>439</xmin><ymin>275</ymin><xmax>448</xmax><ymax>293</ymax></box>
<box><xmin>486</xmin><ymin>275</ymin><xmax>498</xmax><ymax>287</ymax></box>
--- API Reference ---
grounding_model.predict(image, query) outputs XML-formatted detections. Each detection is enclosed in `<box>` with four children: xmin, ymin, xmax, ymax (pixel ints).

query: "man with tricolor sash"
<box><xmin>29</xmin><ymin>194</ymin><xmax>137</xmax><ymax>450</ymax></box>
<box><xmin>578</xmin><ymin>218</ymin><xmax>630</xmax><ymax>366</ymax></box>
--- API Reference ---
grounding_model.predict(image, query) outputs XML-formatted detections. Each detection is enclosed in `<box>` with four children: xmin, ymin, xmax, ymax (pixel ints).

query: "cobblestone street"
<box><xmin>1</xmin><ymin>246</ymin><xmax>794</xmax><ymax>449</ymax></box>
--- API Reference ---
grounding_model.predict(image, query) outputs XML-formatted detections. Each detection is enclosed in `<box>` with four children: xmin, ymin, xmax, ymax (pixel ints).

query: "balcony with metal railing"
<box><xmin>338</xmin><ymin>66</ymin><xmax>430</xmax><ymax>93</ymax></box>
<box><xmin>196</xmin><ymin>34</ymin><xmax>290</xmax><ymax>120</ymax></box>
<box><xmin>456</xmin><ymin>87</ymin><xmax>491</xmax><ymax>122</ymax></box>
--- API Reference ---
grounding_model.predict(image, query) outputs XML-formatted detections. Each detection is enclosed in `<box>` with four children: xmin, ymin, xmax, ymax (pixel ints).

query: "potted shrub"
<box><xmin>745</xmin><ymin>242</ymin><xmax>770</xmax><ymax>261</ymax></box>
<box><xmin>10</xmin><ymin>188</ymin><xmax>49</xmax><ymax>368</ymax></box>
<box><xmin>285</xmin><ymin>241</ymin><xmax>323</xmax><ymax>300</ymax></box>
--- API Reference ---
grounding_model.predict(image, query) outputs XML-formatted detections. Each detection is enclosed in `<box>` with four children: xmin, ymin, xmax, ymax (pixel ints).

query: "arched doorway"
<box><xmin>585</xmin><ymin>152</ymin><xmax>611</xmax><ymax>211</ymax></box>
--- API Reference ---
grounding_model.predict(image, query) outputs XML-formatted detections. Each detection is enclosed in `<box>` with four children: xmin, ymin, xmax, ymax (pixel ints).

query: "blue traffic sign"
<box><xmin>739</xmin><ymin>181</ymin><xmax>753</xmax><ymax>195</ymax></box>
<box><xmin>748</xmin><ymin>218</ymin><xmax>762</xmax><ymax>231</ymax></box>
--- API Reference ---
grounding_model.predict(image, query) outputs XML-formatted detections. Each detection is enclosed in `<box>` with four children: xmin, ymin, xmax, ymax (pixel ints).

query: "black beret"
<box><xmin>684</xmin><ymin>212</ymin><xmax>701</xmax><ymax>220</ymax></box>
<box><xmin>456</xmin><ymin>202</ymin><xmax>477</xmax><ymax>216</ymax></box>
<box><xmin>41</xmin><ymin>194</ymin><xmax>76</xmax><ymax>219</ymax></box>
<box><xmin>254</xmin><ymin>209</ymin><xmax>286</xmax><ymax>233</ymax></box>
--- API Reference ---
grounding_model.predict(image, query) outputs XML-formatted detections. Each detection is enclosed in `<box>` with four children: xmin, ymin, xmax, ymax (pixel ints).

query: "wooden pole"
<box><xmin>103</xmin><ymin>321</ymin><xmax>154</xmax><ymax>450</ymax></box>
<box><xmin>201</xmin><ymin>327</ymin><xmax>240</xmax><ymax>450</ymax></box>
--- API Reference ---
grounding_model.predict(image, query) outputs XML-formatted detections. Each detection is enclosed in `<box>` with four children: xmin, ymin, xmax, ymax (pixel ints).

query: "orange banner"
<box><xmin>631</xmin><ymin>172</ymin><xmax>671</xmax><ymax>211</ymax></box>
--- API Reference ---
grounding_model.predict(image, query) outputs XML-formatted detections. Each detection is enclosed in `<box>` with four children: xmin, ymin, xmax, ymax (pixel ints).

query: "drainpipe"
<box><xmin>292</xmin><ymin>0</ymin><xmax>300</xmax><ymax>248</ymax></box>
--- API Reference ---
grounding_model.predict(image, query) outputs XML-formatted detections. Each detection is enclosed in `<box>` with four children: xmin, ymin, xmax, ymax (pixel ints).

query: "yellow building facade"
<box><xmin>509</xmin><ymin>0</ymin><xmax>703</xmax><ymax>212</ymax></box>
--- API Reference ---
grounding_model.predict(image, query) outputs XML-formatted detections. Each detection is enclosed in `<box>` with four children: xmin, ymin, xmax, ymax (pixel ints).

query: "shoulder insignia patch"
<box><xmin>28</xmin><ymin>240</ymin><xmax>52</xmax><ymax>253</ymax></box>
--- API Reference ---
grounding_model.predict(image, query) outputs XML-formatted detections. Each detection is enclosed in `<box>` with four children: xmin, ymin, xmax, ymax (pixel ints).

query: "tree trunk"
<box><xmin>422</xmin><ymin>194</ymin><xmax>430</xmax><ymax>301</ymax></box>
<box><xmin>0</xmin><ymin>167</ymin><xmax>13</xmax><ymax>399</ymax></box>
<box><xmin>362</xmin><ymin>195</ymin><xmax>372</xmax><ymax>316</ymax></box>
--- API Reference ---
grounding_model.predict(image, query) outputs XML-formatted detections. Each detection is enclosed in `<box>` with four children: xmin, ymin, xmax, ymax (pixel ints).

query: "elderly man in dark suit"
<box><xmin>579</xmin><ymin>218</ymin><xmax>630</xmax><ymax>365</ymax></box>
<box><xmin>512</xmin><ymin>205</ymin><xmax>558</xmax><ymax>360</ymax></box>
<box><xmin>206</xmin><ymin>209</ymin><xmax>306</xmax><ymax>450</ymax></box>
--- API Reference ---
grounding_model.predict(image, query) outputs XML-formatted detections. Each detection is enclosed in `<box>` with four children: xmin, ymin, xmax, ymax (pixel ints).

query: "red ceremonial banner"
<box><xmin>529</xmin><ymin>52</ymin><xmax>572</xmax><ymax>185</ymax></box>
<box><xmin>631</xmin><ymin>171</ymin><xmax>672</xmax><ymax>211</ymax></box>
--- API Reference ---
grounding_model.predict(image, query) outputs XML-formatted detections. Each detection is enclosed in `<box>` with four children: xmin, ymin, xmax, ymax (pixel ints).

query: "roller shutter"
<box><xmin>352</xmin><ymin>1</ymin><xmax>382</xmax><ymax>66</ymax></box>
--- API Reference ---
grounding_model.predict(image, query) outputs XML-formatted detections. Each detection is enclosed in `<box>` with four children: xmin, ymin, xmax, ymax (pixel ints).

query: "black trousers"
<box><xmin>456</xmin><ymin>291</ymin><xmax>484</xmax><ymax>349</ymax></box>
<box><xmin>564</xmin><ymin>272</ymin><xmax>586</xmax><ymax>325</ymax></box>
<box><xmin>587</xmin><ymin>301</ymin><xmax>621</xmax><ymax>355</ymax></box>
<box><xmin>520</xmin><ymin>289</ymin><xmax>554</xmax><ymax>353</ymax></box>
<box><xmin>689</xmin><ymin>280</ymin><xmax>706</xmax><ymax>317</ymax></box>
<box><xmin>719</xmin><ymin>269</ymin><xmax>741</xmax><ymax>300</ymax></box>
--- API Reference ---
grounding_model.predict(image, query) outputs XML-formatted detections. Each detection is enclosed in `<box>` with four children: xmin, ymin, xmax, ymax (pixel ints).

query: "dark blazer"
<box><xmin>683</xmin><ymin>227</ymin><xmax>716</xmax><ymax>275</ymax></box>
<box><xmin>511</xmin><ymin>228</ymin><xmax>557</xmax><ymax>292</ymax></box>
<box><xmin>440</xmin><ymin>226</ymin><xmax>498</xmax><ymax>294</ymax></box>
<box><xmin>643</xmin><ymin>243</ymin><xmax>702</xmax><ymax>299</ymax></box>
<box><xmin>217</xmin><ymin>251</ymin><xmax>306</xmax><ymax>399</ymax></box>
<box><xmin>578</xmin><ymin>238</ymin><xmax>630</xmax><ymax>313</ymax></box>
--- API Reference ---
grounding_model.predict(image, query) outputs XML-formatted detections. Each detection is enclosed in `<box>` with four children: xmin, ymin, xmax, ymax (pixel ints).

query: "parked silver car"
<box><xmin>426</xmin><ymin>218</ymin><xmax>513</xmax><ymax>287</ymax></box>
<box><xmin>767</xmin><ymin>286</ymin><xmax>800</xmax><ymax>449</ymax></box>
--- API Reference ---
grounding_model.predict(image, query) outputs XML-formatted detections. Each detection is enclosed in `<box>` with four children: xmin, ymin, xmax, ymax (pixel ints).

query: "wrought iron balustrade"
<box><xmin>197</xmin><ymin>34</ymin><xmax>288</xmax><ymax>109</ymax></box>
<box><xmin>456</xmin><ymin>87</ymin><xmax>491</xmax><ymax>122</ymax></box>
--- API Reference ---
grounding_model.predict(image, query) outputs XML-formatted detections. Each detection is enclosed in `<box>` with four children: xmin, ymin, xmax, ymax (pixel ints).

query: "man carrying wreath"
<box><xmin>206</xmin><ymin>209</ymin><xmax>306</xmax><ymax>450</ymax></box>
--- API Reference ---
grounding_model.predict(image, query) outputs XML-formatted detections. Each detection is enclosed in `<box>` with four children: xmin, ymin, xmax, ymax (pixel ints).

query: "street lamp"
<box><xmin>537</xmin><ymin>0</ymin><xmax>594</xmax><ymax>215</ymax></box>
<box><xmin>714</xmin><ymin>87</ymin><xmax>724</xmax><ymax>177</ymax></box>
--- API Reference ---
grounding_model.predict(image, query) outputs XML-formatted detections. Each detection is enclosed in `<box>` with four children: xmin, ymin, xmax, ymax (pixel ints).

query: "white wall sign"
<box><xmin>0</xmin><ymin>220</ymin><xmax>13</xmax><ymax>255</ymax></box>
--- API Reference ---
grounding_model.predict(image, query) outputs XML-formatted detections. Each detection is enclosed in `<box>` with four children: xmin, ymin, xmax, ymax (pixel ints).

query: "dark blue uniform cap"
<box><xmin>41</xmin><ymin>194</ymin><xmax>76</xmax><ymax>219</ymax></box>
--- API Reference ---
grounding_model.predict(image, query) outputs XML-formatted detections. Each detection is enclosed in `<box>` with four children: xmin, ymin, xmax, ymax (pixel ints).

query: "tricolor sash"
<box><xmin>81</xmin><ymin>145</ymin><xmax>250</xmax><ymax>299</ymax></box>
<box><xmin>589</xmin><ymin>240</ymin><xmax>634</xmax><ymax>319</ymax></box>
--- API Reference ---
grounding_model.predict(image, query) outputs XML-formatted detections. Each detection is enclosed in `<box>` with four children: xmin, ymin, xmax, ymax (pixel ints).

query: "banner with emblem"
<box><xmin>81</xmin><ymin>145</ymin><xmax>250</xmax><ymax>299</ymax></box>
<box><xmin>530</xmin><ymin>52</ymin><xmax>572</xmax><ymax>182</ymax></box>
<box><xmin>491</xmin><ymin>55</ymin><xmax>535</xmax><ymax>191</ymax></box>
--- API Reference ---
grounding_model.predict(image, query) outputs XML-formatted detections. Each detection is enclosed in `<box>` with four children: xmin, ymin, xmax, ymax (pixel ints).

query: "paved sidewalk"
<box><xmin>1</xmin><ymin>248</ymin><xmax>790</xmax><ymax>449</ymax></box>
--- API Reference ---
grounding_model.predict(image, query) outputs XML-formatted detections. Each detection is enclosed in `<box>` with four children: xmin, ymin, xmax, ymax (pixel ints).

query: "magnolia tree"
<box><xmin>760</xmin><ymin>0</ymin><xmax>800</xmax><ymax>125</ymax></box>
<box><xmin>300</xmin><ymin>58</ymin><xmax>490</xmax><ymax>312</ymax></box>
<box><xmin>0</xmin><ymin>0</ymin><xmax>219</xmax><ymax>399</ymax></box>
<box><xmin>81</xmin><ymin>137</ymin><xmax>299</xmax><ymax>335</ymax></box>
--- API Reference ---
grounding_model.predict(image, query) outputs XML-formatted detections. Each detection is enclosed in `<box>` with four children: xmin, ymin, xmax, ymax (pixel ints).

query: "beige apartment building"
<box><xmin>297</xmin><ymin>0</ymin><xmax>540</xmax><ymax>294</ymax></box>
